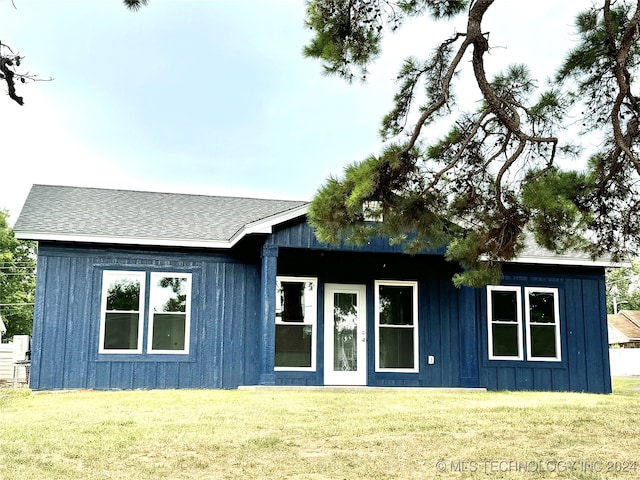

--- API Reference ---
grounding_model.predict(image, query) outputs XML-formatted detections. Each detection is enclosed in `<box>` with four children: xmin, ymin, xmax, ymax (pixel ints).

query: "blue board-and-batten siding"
<box><xmin>30</xmin><ymin>243</ymin><xmax>263</xmax><ymax>390</ymax></box>
<box><xmin>273</xmin><ymin>251</ymin><xmax>473</xmax><ymax>388</ymax></box>
<box><xmin>478</xmin><ymin>266</ymin><xmax>611</xmax><ymax>393</ymax></box>
<box><xmin>30</xmin><ymin>218</ymin><xmax>612</xmax><ymax>393</ymax></box>
<box><xmin>268</xmin><ymin>221</ymin><xmax>611</xmax><ymax>393</ymax></box>
<box><xmin>268</xmin><ymin>221</ymin><xmax>478</xmax><ymax>389</ymax></box>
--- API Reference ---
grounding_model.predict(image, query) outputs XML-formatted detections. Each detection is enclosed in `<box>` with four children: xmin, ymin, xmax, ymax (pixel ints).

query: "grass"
<box><xmin>1</xmin><ymin>380</ymin><xmax>640</xmax><ymax>479</ymax></box>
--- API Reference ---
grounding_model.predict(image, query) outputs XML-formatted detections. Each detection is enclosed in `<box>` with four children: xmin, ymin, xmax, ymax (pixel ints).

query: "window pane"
<box><xmin>275</xmin><ymin>325</ymin><xmax>312</xmax><ymax>367</ymax></box>
<box><xmin>151</xmin><ymin>277</ymin><xmax>187</xmax><ymax>313</ymax></box>
<box><xmin>530</xmin><ymin>325</ymin><xmax>557</xmax><ymax>357</ymax></box>
<box><xmin>104</xmin><ymin>312</ymin><xmax>139</xmax><ymax>350</ymax></box>
<box><xmin>492</xmin><ymin>324</ymin><xmax>519</xmax><ymax>357</ymax></box>
<box><xmin>277</xmin><ymin>281</ymin><xmax>315</xmax><ymax>323</ymax></box>
<box><xmin>151</xmin><ymin>313</ymin><xmax>186</xmax><ymax>351</ymax></box>
<box><xmin>334</xmin><ymin>292</ymin><xmax>358</xmax><ymax>372</ymax></box>
<box><xmin>282</xmin><ymin>282</ymin><xmax>303</xmax><ymax>321</ymax></box>
<box><xmin>529</xmin><ymin>292</ymin><xmax>555</xmax><ymax>323</ymax></box>
<box><xmin>379</xmin><ymin>285</ymin><xmax>414</xmax><ymax>325</ymax></box>
<box><xmin>491</xmin><ymin>290</ymin><xmax>517</xmax><ymax>322</ymax></box>
<box><xmin>379</xmin><ymin>327</ymin><xmax>414</xmax><ymax>368</ymax></box>
<box><xmin>106</xmin><ymin>277</ymin><xmax>141</xmax><ymax>311</ymax></box>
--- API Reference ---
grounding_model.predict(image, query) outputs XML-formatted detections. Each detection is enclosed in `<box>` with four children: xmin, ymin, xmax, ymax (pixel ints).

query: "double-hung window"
<box><xmin>274</xmin><ymin>276</ymin><xmax>317</xmax><ymax>370</ymax></box>
<box><xmin>375</xmin><ymin>280</ymin><xmax>419</xmax><ymax>372</ymax></box>
<box><xmin>148</xmin><ymin>273</ymin><xmax>192</xmax><ymax>354</ymax></box>
<box><xmin>99</xmin><ymin>271</ymin><xmax>145</xmax><ymax>354</ymax></box>
<box><xmin>487</xmin><ymin>286</ymin><xmax>523</xmax><ymax>360</ymax></box>
<box><xmin>525</xmin><ymin>287</ymin><xmax>561</xmax><ymax>361</ymax></box>
<box><xmin>99</xmin><ymin>270</ymin><xmax>192</xmax><ymax>355</ymax></box>
<box><xmin>487</xmin><ymin>285</ymin><xmax>561</xmax><ymax>362</ymax></box>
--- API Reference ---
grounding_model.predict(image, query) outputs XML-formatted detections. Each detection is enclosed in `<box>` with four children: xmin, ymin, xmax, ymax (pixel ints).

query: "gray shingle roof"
<box><xmin>14</xmin><ymin>185</ymin><xmax>309</xmax><ymax>248</ymax></box>
<box><xmin>510</xmin><ymin>233</ymin><xmax>607</xmax><ymax>266</ymax></box>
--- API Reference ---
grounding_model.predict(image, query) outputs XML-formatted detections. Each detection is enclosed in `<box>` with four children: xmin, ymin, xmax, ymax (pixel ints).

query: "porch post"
<box><xmin>259</xmin><ymin>244</ymin><xmax>278</xmax><ymax>385</ymax></box>
<box><xmin>460</xmin><ymin>286</ymin><xmax>481</xmax><ymax>387</ymax></box>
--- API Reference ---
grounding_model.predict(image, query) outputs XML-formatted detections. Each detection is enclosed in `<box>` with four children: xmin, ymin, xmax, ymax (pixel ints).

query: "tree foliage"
<box><xmin>122</xmin><ymin>0</ymin><xmax>149</xmax><ymax>11</ymax></box>
<box><xmin>0</xmin><ymin>210</ymin><xmax>36</xmax><ymax>339</ymax></box>
<box><xmin>305</xmin><ymin>0</ymin><xmax>640</xmax><ymax>286</ymax></box>
<box><xmin>606</xmin><ymin>261</ymin><xmax>640</xmax><ymax>313</ymax></box>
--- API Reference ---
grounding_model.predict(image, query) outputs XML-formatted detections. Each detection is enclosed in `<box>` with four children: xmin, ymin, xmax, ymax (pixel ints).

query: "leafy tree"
<box><xmin>304</xmin><ymin>0</ymin><xmax>640</xmax><ymax>286</ymax></box>
<box><xmin>606</xmin><ymin>261</ymin><xmax>640</xmax><ymax>313</ymax></box>
<box><xmin>0</xmin><ymin>210</ymin><xmax>36</xmax><ymax>339</ymax></box>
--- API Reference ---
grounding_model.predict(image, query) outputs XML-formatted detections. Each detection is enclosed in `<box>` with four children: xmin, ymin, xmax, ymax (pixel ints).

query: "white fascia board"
<box><xmin>507</xmin><ymin>255</ymin><xmax>630</xmax><ymax>268</ymax></box>
<box><xmin>14</xmin><ymin>231</ymin><xmax>233</xmax><ymax>249</ymax></box>
<box><xmin>228</xmin><ymin>204</ymin><xmax>309</xmax><ymax>245</ymax></box>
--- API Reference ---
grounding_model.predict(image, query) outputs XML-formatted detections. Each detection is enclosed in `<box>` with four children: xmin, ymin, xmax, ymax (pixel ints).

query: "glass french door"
<box><xmin>324</xmin><ymin>284</ymin><xmax>367</xmax><ymax>385</ymax></box>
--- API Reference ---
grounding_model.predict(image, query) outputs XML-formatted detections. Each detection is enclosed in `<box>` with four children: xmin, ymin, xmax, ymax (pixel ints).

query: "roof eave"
<box><xmin>507</xmin><ymin>255</ymin><xmax>630</xmax><ymax>268</ymax></box>
<box><xmin>228</xmin><ymin>204</ymin><xmax>309</xmax><ymax>244</ymax></box>
<box><xmin>14</xmin><ymin>231</ymin><xmax>234</xmax><ymax>249</ymax></box>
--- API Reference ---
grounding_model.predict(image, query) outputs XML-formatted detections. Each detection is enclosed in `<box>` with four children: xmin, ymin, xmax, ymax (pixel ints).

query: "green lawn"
<box><xmin>1</xmin><ymin>380</ymin><xmax>640</xmax><ymax>479</ymax></box>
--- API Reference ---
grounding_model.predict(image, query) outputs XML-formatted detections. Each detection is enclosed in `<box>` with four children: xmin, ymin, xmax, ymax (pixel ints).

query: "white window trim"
<box><xmin>98</xmin><ymin>270</ymin><xmax>146</xmax><ymax>354</ymax></box>
<box><xmin>374</xmin><ymin>280</ymin><xmax>419</xmax><ymax>373</ymax></box>
<box><xmin>147</xmin><ymin>272</ymin><xmax>192</xmax><ymax>355</ymax></box>
<box><xmin>274</xmin><ymin>276</ymin><xmax>318</xmax><ymax>372</ymax></box>
<box><xmin>524</xmin><ymin>287</ymin><xmax>562</xmax><ymax>362</ymax></box>
<box><xmin>487</xmin><ymin>285</ymin><xmax>524</xmax><ymax>361</ymax></box>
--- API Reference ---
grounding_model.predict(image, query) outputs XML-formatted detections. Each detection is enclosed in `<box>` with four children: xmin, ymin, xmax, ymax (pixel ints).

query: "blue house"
<box><xmin>14</xmin><ymin>184</ymin><xmax>613</xmax><ymax>392</ymax></box>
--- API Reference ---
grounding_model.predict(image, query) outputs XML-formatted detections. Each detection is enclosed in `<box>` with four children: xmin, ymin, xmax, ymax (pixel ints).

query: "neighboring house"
<box><xmin>607</xmin><ymin>310</ymin><xmax>640</xmax><ymax>376</ymax></box>
<box><xmin>608</xmin><ymin>322</ymin><xmax>631</xmax><ymax>345</ymax></box>
<box><xmin>607</xmin><ymin>310</ymin><xmax>640</xmax><ymax>346</ymax></box>
<box><xmin>13</xmin><ymin>184</ymin><xmax>614</xmax><ymax>392</ymax></box>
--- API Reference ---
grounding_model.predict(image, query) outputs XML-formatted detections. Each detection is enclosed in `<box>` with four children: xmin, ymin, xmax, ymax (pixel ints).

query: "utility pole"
<box><xmin>613</xmin><ymin>297</ymin><xmax>629</xmax><ymax>314</ymax></box>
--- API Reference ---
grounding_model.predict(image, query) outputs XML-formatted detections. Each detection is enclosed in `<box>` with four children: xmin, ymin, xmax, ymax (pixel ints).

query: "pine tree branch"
<box><xmin>424</xmin><ymin>109</ymin><xmax>491</xmax><ymax>191</ymax></box>
<box><xmin>400</xmin><ymin>32</ymin><xmax>470</xmax><ymax>158</ymax></box>
<box><xmin>605</xmin><ymin>0</ymin><xmax>640</xmax><ymax>175</ymax></box>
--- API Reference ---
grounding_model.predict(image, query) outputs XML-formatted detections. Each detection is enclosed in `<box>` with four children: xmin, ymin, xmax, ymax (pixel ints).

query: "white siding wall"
<box><xmin>0</xmin><ymin>337</ymin><xmax>30</xmax><ymax>383</ymax></box>
<box><xmin>609</xmin><ymin>348</ymin><xmax>640</xmax><ymax>376</ymax></box>
<box><xmin>0</xmin><ymin>343</ymin><xmax>13</xmax><ymax>380</ymax></box>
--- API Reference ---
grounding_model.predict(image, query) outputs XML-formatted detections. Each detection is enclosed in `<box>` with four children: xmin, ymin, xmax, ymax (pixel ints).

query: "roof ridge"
<box><xmin>30</xmin><ymin>183</ymin><xmax>309</xmax><ymax>204</ymax></box>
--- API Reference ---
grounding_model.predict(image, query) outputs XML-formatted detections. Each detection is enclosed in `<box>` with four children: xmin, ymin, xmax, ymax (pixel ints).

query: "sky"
<box><xmin>0</xmin><ymin>1</ymin><xmax>587</xmax><ymax>225</ymax></box>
